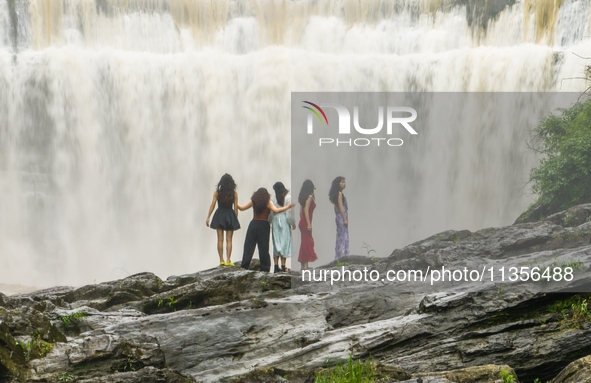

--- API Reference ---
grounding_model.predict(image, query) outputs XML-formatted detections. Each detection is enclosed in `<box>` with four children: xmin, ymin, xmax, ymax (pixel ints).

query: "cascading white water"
<box><xmin>1</xmin><ymin>0</ymin><xmax>591</xmax><ymax>287</ymax></box>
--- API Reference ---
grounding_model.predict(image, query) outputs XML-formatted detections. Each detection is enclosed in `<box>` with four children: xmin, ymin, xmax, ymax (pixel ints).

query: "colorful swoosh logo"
<box><xmin>302</xmin><ymin>101</ymin><xmax>328</xmax><ymax>125</ymax></box>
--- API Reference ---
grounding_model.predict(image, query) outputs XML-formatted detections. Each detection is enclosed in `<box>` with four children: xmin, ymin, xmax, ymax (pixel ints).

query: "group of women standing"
<box><xmin>206</xmin><ymin>174</ymin><xmax>350</xmax><ymax>272</ymax></box>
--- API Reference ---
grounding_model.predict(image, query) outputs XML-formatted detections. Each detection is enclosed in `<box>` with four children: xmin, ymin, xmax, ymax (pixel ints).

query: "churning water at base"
<box><xmin>1</xmin><ymin>0</ymin><xmax>591</xmax><ymax>287</ymax></box>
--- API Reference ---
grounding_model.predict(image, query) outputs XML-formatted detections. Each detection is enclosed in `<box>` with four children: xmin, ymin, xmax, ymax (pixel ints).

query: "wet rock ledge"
<box><xmin>2</xmin><ymin>204</ymin><xmax>591</xmax><ymax>382</ymax></box>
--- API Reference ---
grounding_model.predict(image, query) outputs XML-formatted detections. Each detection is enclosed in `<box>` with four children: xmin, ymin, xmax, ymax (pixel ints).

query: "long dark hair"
<box><xmin>329</xmin><ymin>176</ymin><xmax>345</xmax><ymax>205</ymax></box>
<box><xmin>277</xmin><ymin>192</ymin><xmax>286</xmax><ymax>207</ymax></box>
<box><xmin>273</xmin><ymin>182</ymin><xmax>288</xmax><ymax>207</ymax></box>
<box><xmin>298</xmin><ymin>180</ymin><xmax>315</xmax><ymax>206</ymax></box>
<box><xmin>217</xmin><ymin>174</ymin><xmax>236</xmax><ymax>206</ymax></box>
<box><xmin>251</xmin><ymin>188</ymin><xmax>271</xmax><ymax>214</ymax></box>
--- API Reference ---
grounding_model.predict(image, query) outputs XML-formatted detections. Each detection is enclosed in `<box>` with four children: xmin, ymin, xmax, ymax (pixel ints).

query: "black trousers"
<box><xmin>241</xmin><ymin>220</ymin><xmax>271</xmax><ymax>272</ymax></box>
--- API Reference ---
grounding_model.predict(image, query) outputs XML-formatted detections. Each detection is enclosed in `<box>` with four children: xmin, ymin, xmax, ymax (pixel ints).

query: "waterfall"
<box><xmin>1</xmin><ymin>0</ymin><xmax>591</xmax><ymax>287</ymax></box>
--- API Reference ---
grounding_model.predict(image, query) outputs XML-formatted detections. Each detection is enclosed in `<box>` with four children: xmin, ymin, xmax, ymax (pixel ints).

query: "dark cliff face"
<box><xmin>1</xmin><ymin>204</ymin><xmax>591</xmax><ymax>383</ymax></box>
<box><xmin>457</xmin><ymin>0</ymin><xmax>518</xmax><ymax>29</ymax></box>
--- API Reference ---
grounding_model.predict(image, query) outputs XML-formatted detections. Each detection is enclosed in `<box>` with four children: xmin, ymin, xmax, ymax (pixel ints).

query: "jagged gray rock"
<box><xmin>76</xmin><ymin>366</ymin><xmax>196</xmax><ymax>382</ymax></box>
<box><xmin>550</xmin><ymin>355</ymin><xmax>591</xmax><ymax>383</ymax></box>
<box><xmin>1</xmin><ymin>204</ymin><xmax>591</xmax><ymax>382</ymax></box>
<box><xmin>414</xmin><ymin>364</ymin><xmax>518</xmax><ymax>383</ymax></box>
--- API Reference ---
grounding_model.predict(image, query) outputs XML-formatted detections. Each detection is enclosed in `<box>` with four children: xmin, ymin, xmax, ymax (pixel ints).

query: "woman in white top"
<box><xmin>269</xmin><ymin>182</ymin><xmax>295</xmax><ymax>273</ymax></box>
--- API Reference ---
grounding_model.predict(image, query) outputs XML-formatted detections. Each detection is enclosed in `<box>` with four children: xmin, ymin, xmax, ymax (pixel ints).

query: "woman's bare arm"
<box><xmin>304</xmin><ymin>195</ymin><xmax>312</xmax><ymax>232</ymax></box>
<box><xmin>287</xmin><ymin>196</ymin><xmax>296</xmax><ymax>230</ymax></box>
<box><xmin>206</xmin><ymin>191</ymin><xmax>218</xmax><ymax>227</ymax></box>
<box><xmin>338</xmin><ymin>192</ymin><xmax>348</xmax><ymax>227</ymax></box>
<box><xmin>238</xmin><ymin>200</ymin><xmax>253</xmax><ymax>211</ymax></box>
<box><xmin>268</xmin><ymin>200</ymin><xmax>295</xmax><ymax>214</ymax></box>
<box><xmin>234</xmin><ymin>192</ymin><xmax>239</xmax><ymax>216</ymax></box>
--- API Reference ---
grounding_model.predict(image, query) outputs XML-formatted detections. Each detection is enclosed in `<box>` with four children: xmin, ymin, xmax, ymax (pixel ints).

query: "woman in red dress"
<box><xmin>297</xmin><ymin>180</ymin><xmax>317</xmax><ymax>270</ymax></box>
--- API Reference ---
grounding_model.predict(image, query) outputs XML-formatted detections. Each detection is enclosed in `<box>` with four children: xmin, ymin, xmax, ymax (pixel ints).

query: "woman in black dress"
<box><xmin>206</xmin><ymin>174</ymin><xmax>241</xmax><ymax>266</ymax></box>
<box><xmin>238</xmin><ymin>188</ymin><xmax>294</xmax><ymax>272</ymax></box>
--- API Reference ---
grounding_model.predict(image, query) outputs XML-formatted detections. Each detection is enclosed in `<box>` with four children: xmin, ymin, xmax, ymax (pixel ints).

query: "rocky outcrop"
<box><xmin>1</xmin><ymin>204</ymin><xmax>591</xmax><ymax>382</ymax></box>
<box><xmin>76</xmin><ymin>367</ymin><xmax>196</xmax><ymax>383</ymax></box>
<box><xmin>415</xmin><ymin>365</ymin><xmax>518</xmax><ymax>383</ymax></box>
<box><xmin>515</xmin><ymin>202</ymin><xmax>591</xmax><ymax>226</ymax></box>
<box><xmin>550</xmin><ymin>355</ymin><xmax>591</xmax><ymax>383</ymax></box>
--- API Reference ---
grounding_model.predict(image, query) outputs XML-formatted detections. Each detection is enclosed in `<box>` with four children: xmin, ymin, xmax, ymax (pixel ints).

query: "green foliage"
<box><xmin>528</xmin><ymin>257</ymin><xmax>586</xmax><ymax>281</ymax></box>
<box><xmin>563</xmin><ymin>212</ymin><xmax>577</xmax><ymax>226</ymax></box>
<box><xmin>435</xmin><ymin>233</ymin><xmax>461</xmax><ymax>242</ymax></box>
<box><xmin>552</xmin><ymin>229</ymin><xmax>591</xmax><ymax>241</ymax></box>
<box><xmin>59</xmin><ymin>372</ymin><xmax>74</xmax><ymax>381</ymax></box>
<box><xmin>17</xmin><ymin>337</ymin><xmax>53</xmax><ymax>362</ymax></box>
<box><xmin>547</xmin><ymin>294</ymin><xmax>591</xmax><ymax>328</ymax></box>
<box><xmin>500</xmin><ymin>369</ymin><xmax>516</xmax><ymax>383</ymax></box>
<box><xmin>16</xmin><ymin>341</ymin><xmax>31</xmax><ymax>361</ymax></box>
<box><xmin>60</xmin><ymin>311</ymin><xmax>86</xmax><ymax>329</ymax></box>
<box><xmin>361</xmin><ymin>242</ymin><xmax>376</xmax><ymax>257</ymax></box>
<box><xmin>315</xmin><ymin>355</ymin><xmax>377</xmax><ymax>383</ymax></box>
<box><xmin>336</xmin><ymin>261</ymin><xmax>351</xmax><ymax>267</ymax></box>
<box><xmin>529</xmin><ymin>98</ymin><xmax>591</xmax><ymax>214</ymax></box>
<box><xmin>168</xmin><ymin>296</ymin><xmax>177</xmax><ymax>311</ymax></box>
<box><xmin>571</xmin><ymin>298</ymin><xmax>590</xmax><ymax>322</ymax></box>
<box><xmin>560</xmin><ymin>259</ymin><xmax>586</xmax><ymax>271</ymax></box>
<box><xmin>497</xmin><ymin>285</ymin><xmax>506</xmax><ymax>298</ymax></box>
<box><xmin>548</xmin><ymin>299</ymin><xmax>574</xmax><ymax>314</ymax></box>
<box><xmin>124</xmin><ymin>356</ymin><xmax>136</xmax><ymax>371</ymax></box>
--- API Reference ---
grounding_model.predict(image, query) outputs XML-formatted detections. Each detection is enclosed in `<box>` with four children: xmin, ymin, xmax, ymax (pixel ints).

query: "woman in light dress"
<box><xmin>269</xmin><ymin>182</ymin><xmax>295</xmax><ymax>273</ymax></box>
<box><xmin>329</xmin><ymin>176</ymin><xmax>349</xmax><ymax>260</ymax></box>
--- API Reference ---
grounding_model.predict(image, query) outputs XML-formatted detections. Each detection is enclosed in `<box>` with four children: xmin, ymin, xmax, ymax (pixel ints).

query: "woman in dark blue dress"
<box><xmin>206</xmin><ymin>174</ymin><xmax>241</xmax><ymax>266</ymax></box>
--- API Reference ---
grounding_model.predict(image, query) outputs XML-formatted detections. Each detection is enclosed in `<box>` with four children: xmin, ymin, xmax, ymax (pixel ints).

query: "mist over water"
<box><xmin>1</xmin><ymin>0</ymin><xmax>591</xmax><ymax>287</ymax></box>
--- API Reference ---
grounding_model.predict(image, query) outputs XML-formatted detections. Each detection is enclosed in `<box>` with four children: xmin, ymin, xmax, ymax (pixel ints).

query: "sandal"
<box><xmin>281</xmin><ymin>266</ymin><xmax>291</xmax><ymax>272</ymax></box>
<box><xmin>220</xmin><ymin>262</ymin><xmax>226</xmax><ymax>266</ymax></box>
<box><xmin>226</xmin><ymin>261</ymin><xmax>235</xmax><ymax>266</ymax></box>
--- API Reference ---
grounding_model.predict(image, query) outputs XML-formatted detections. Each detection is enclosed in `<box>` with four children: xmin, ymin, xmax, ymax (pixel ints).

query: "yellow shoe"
<box><xmin>220</xmin><ymin>261</ymin><xmax>226</xmax><ymax>266</ymax></box>
<box><xmin>226</xmin><ymin>261</ymin><xmax>235</xmax><ymax>266</ymax></box>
